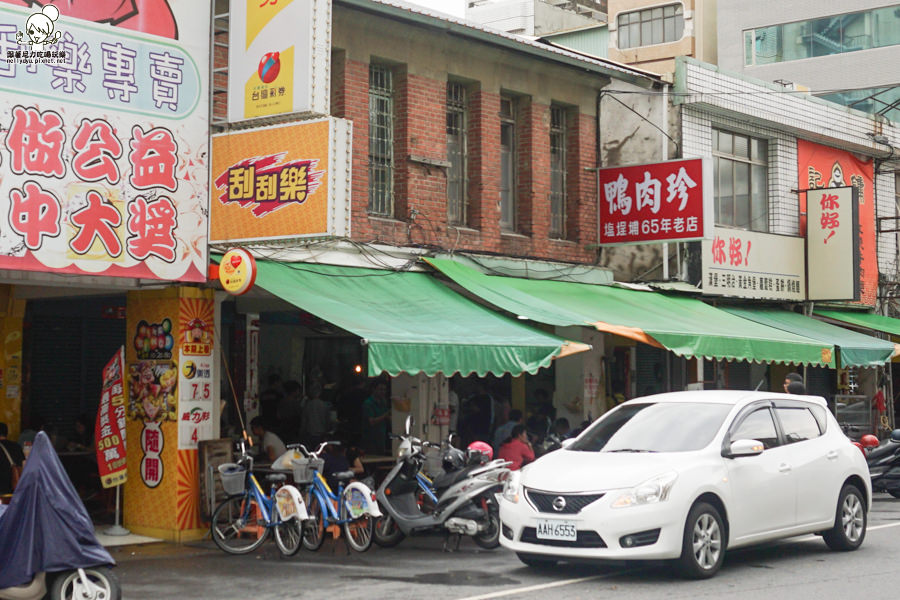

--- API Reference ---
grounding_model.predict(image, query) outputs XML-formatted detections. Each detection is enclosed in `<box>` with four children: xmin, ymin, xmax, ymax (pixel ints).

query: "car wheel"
<box><xmin>516</xmin><ymin>552</ymin><xmax>558</xmax><ymax>568</ymax></box>
<box><xmin>823</xmin><ymin>483</ymin><xmax>866</xmax><ymax>551</ymax></box>
<box><xmin>676</xmin><ymin>501</ymin><xmax>725</xmax><ymax>579</ymax></box>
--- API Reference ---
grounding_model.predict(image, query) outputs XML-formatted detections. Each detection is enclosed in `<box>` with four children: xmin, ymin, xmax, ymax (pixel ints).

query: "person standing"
<box><xmin>497</xmin><ymin>424</ymin><xmax>535</xmax><ymax>471</ymax></box>
<box><xmin>0</xmin><ymin>422</ymin><xmax>25</xmax><ymax>494</ymax></box>
<box><xmin>361</xmin><ymin>380</ymin><xmax>391</xmax><ymax>454</ymax></box>
<box><xmin>783</xmin><ymin>372</ymin><xmax>803</xmax><ymax>393</ymax></box>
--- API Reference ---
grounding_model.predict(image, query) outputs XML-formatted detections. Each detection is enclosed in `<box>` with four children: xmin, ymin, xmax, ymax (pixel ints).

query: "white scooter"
<box><xmin>375</xmin><ymin>418</ymin><xmax>510</xmax><ymax>550</ymax></box>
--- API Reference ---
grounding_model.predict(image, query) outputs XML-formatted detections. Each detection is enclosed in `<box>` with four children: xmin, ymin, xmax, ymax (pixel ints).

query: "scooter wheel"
<box><xmin>50</xmin><ymin>567</ymin><xmax>121</xmax><ymax>600</ymax></box>
<box><xmin>373</xmin><ymin>513</ymin><xmax>406</xmax><ymax>548</ymax></box>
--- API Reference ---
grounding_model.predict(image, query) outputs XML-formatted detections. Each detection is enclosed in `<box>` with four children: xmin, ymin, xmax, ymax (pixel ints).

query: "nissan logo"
<box><xmin>552</xmin><ymin>496</ymin><xmax>567</xmax><ymax>511</ymax></box>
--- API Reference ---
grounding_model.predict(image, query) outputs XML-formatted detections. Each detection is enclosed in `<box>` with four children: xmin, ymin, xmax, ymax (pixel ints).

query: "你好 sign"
<box><xmin>701</xmin><ymin>227</ymin><xmax>805</xmax><ymax>301</ymax></box>
<box><xmin>807</xmin><ymin>187</ymin><xmax>860</xmax><ymax>301</ymax></box>
<box><xmin>598</xmin><ymin>158</ymin><xmax>712</xmax><ymax>246</ymax></box>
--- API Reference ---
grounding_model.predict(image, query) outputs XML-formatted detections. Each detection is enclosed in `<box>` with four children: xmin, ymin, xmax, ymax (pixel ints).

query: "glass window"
<box><xmin>713</xmin><ymin>129</ymin><xmax>768</xmax><ymax>232</ymax></box>
<box><xmin>570</xmin><ymin>402</ymin><xmax>733</xmax><ymax>453</ymax></box>
<box><xmin>500</xmin><ymin>95</ymin><xmax>516</xmax><ymax>232</ymax></box>
<box><xmin>732</xmin><ymin>407</ymin><xmax>779</xmax><ymax>449</ymax></box>
<box><xmin>368</xmin><ymin>65</ymin><xmax>393</xmax><ymax>217</ymax></box>
<box><xmin>617</xmin><ymin>3</ymin><xmax>683</xmax><ymax>49</ymax></box>
<box><xmin>446</xmin><ymin>82</ymin><xmax>467</xmax><ymax>226</ymax></box>
<box><xmin>775</xmin><ymin>407</ymin><xmax>822</xmax><ymax>443</ymax></box>
<box><xmin>744</xmin><ymin>5</ymin><xmax>900</xmax><ymax>65</ymax></box>
<box><xmin>549</xmin><ymin>105</ymin><xmax>567</xmax><ymax>239</ymax></box>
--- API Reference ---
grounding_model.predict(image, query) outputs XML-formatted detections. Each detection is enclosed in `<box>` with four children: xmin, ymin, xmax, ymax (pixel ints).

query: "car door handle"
<box><xmin>778</xmin><ymin>463</ymin><xmax>792</xmax><ymax>473</ymax></box>
<box><xmin>826</xmin><ymin>450</ymin><xmax>839</xmax><ymax>460</ymax></box>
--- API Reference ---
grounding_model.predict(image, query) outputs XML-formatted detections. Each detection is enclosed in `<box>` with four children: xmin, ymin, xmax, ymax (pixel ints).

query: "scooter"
<box><xmin>866</xmin><ymin>429</ymin><xmax>900</xmax><ymax>498</ymax></box>
<box><xmin>0</xmin><ymin>432</ymin><xmax>121</xmax><ymax>600</ymax></box>
<box><xmin>375</xmin><ymin>418</ymin><xmax>510</xmax><ymax>551</ymax></box>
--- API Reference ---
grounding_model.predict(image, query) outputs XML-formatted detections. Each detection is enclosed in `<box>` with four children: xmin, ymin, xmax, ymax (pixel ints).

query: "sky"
<box><xmin>401</xmin><ymin>0</ymin><xmax>467</xmax><ymax>19</ymax></box>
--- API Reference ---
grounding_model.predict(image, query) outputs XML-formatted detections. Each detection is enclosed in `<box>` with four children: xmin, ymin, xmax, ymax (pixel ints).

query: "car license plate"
<box><xmin>535</xmin><ymin>519</ymin><xmax>577</xmax><ymax>541</ymax></box>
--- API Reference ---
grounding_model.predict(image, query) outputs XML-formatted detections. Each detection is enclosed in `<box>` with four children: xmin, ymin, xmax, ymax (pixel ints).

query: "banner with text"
<box><xmin>701</xmin><ymin>227</ymin><xmax>805</xmax><ymax>301</ymax></box>
<box><xmin>598</xmin><ymin>158</ymin><xmax>712</xmax><ymax>246</ymax></box>
<box><xmin>807</xmin><ymin>187</ymin><xmax>860</xmax><ymax>301</ymax></box>
<box><xmin>96</xmin><ymin>346</ymin><xmax>127</xmax><ymax>488</ymax></box>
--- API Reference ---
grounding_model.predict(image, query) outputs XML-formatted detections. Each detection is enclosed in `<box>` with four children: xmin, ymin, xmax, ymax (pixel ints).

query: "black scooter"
<box><xmin>867</xmin><ymin>429</ymin><xmax>900</xmax><ymax>498</ymax></box>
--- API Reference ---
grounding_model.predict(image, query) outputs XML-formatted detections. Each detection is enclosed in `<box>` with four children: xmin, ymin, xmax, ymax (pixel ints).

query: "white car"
<box><xmin>499</xmin><ymin>390</ymin><xmax>870</xmax><ymax>578</ymax></box>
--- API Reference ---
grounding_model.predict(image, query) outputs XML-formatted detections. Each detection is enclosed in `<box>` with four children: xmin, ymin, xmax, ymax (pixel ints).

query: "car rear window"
<box><xmin>775</xmin><ymin>406</ymin><xmax>823</xmax><ymax>443</ymax></box>
<box><xmin>569</xmin><ymin>402</ymin><xmax>733</xmax><ymax>453</ymax></box>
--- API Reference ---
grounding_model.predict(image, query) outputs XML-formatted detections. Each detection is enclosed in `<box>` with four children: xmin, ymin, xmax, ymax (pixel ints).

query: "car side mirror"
<box><xmin>560</xmin><ymin>438</ymin><xmax>575</xmax><ymax>449</ymax></box>
<box><xmin>724</xmin><ymin>439</ymin><xmax>765</xmax><ymax>458</ymax></box>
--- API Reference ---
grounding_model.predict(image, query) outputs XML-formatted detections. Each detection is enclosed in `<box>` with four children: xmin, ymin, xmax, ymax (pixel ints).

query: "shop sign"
<box><xmin>807</xmin><ymin>187</ymin><xmax>860</xmax><ymax>301</ymax></box>
<box><xmin>210</xmin><ymin>117</ymin><xmax>352</xmax><ymax>243</ymax></box>
<box><xmin>219</xmin><ymin>248</ymin><xmax>257</xmax><ymax>295</ymax></box>
<box><xmin>227</xmin><ymin>0</ymin><xmax>330</xmax><ymax>123</ymax></box>
<box><xmin>140</xmin><ymin>421</ymin><xmax>164</xmax><ymax>489</ymax></box>
<box><xmin>178</xmin><ymin>296</ymin><xmax>214</xmax><ymax>450</ymax></box>
<box><xmin>598</xmin><ymin>158</ymin><xmax>712</xmax><ymax>246</ymax></box>
<box><xmin>798</xmin><ymin>140</ymin><xmax>874</xmax><ymax>305</ymax></box>
<box><xmin>96</xmin><ymin>346</ymin><xmax>127</xmax><ymax>489</ymax></box>
<box><xmin>0</xmin><ymin>2</ymin><xmax>210</xmax><ymax>282</ymax></box>
<box><xmin>701</xmin><ymin>227</ymin><xmax>805</xmax><ymax>301</ymax></box>
<box><xmin>128</xmin><ymin>360</ymin><xmax>178</xmax><ymax>423</ymax></box>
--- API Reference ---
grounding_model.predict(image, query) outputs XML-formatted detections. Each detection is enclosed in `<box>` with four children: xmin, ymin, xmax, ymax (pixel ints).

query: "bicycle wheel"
<box><xmin>274</xmin><ymin>517</ymin><xmax>303</xmax><ymax>556</ymax></box>
<box><xmin>211</xmin><ymin>494</ymin><xmax>270</xmax><ymax>554</ymax></box>
<box><xmin>341</xmin><ymin>493</ymin><xmax>374</xmax><ymax>552</ymax></box>
<box><xmin>302</xmin><ymin>492</ymin><xmax>326</xmax><ymax>551</ymax></box>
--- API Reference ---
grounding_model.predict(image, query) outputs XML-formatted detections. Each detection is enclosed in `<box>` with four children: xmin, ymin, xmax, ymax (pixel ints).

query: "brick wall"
<box><xmin>332</xmin><ymin>53</ymin><xmax>597</xmax><ymax>263</ymax></box>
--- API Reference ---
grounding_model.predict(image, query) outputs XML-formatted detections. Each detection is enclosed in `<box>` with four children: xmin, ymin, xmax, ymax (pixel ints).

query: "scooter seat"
<box><xmin>332</xmin><ymin>470</ymin><xmax>356</xmax><ymax>482</ymax></box>
<box><xmin>431</xmin><ymin>465</ymin><xmax>480</xmax><ymax>492</ymax></box>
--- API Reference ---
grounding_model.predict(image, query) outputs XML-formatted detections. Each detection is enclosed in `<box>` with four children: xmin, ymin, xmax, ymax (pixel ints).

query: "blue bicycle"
<box><xmin>295</xmin><ymin>441</ymin><xmax>382</xmax><ymax>552</ymax></box>
<box><xmin>211</xmin><ymin>441</ymin><xmax>309</xmax><ymax>556</ymax></box>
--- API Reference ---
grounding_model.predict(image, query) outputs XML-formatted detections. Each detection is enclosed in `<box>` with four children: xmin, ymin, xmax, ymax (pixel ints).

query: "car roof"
<box><xmin>626</xmin><ymin>389</ymin><xmax>828</xmax><ymax>408</ymax></box>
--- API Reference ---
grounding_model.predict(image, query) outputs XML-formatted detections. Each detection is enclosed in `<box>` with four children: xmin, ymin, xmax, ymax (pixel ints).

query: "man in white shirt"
<box><xmin>250</xmin><ymin>417</ymin><xmax>286</xmax><ymax>463</ymax></box>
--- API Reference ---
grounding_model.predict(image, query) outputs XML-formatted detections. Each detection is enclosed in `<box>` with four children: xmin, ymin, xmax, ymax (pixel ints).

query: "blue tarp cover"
<box><xmin>0</xmin><ymin>432</ymin><xmax>114</xmax><ymax>588</ymax></box>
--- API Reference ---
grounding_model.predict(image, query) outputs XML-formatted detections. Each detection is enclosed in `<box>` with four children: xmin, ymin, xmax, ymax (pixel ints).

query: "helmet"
<box><xmin>860</xmin><ymin>434</ymin><xmax>880</xmax><ymax>449</ymax></box>
<box><xmin>442</xmin><ymin>446</ymin><xmax>466</xmax><ymax>472</ymax></box>
<box><xmin>466</xmin><ymin>440</ymin><xmax>493</xmax><ymax>464</ymax></box>
<box><xmin>852</xmin><ymin>441</ymin><xmax>865</xmax><ymax>456</ymax></box>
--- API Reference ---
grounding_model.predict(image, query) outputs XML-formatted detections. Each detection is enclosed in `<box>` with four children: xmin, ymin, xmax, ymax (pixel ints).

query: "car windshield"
<box><xmin>569</xmin><ymin>402</ymin><xmax>733</xmax><ymax>453</ymax></box>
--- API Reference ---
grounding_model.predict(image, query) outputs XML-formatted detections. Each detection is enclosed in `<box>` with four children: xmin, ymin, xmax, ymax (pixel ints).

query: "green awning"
<box><xmin>815</xmin><ymin>309</ymin><xmax>900</xmax><ymax>339</ymax></box>
<box><xmin>722</xmin><ymin>307</ymin><xmax>894</xmax><ymax>367</ymax></box>
<box><xmin>248</xmin><ymin>260</ymin><xmax>588</xmax><ymax>377</ymax></box>
<box><xmin>426</xmin><ymin>258</ymin><xmax>836</xmax><ymax>367</ymax></box>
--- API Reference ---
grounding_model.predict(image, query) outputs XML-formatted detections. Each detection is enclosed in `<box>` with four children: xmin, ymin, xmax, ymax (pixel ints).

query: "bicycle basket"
<box><xmin>218</xmin><ymin>463</ymin><xmax>247</xmax><ymax>495</ymax></box>
<box><xmin>291</xmin><ymin>457</ymin><xmax>325</xmax><ymax>484</ymax></box>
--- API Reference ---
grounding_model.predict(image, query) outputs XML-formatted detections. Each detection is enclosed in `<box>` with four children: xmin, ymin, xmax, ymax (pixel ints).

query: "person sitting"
<box><xmin>497</xmin><ymin>424</ymin><xmax>535</xmax><ymax>471</ymax></box>
<box><xmin>321</xmin><ymin>441</ymin><xmax>364</xmax><ymax>491</ymax></box>
<box><xmin>249</xmin><ymin>417</ymin><xmax>286</xmax><ymax>463</ymax></box>
<box><xmin>492</xmin><ymin>409</ymin><xmax>523</xmax><ymax>453</ymax></box>
<box><xmin>0</xmin><ymin>422</ymin><xmax>25</xmax><ymax>495</ymax></box>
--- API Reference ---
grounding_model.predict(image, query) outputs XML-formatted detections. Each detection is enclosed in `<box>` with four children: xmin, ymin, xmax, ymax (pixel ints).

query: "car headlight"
<box><xmin>502</xmin><ymin>470</ymin><xmax>521</xmax><ymax>503</ymax></box>
<box><xmin>611</xmin><ymin>472</ymin><xmax>678</xmax><ymax>508</ymax></box>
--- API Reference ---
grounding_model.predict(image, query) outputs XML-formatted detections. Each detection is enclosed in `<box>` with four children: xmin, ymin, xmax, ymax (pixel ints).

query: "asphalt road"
<box><xmin>113</xmin><ymin>494</ymin><xmax>900</xmax><ymax>599</ymax></box>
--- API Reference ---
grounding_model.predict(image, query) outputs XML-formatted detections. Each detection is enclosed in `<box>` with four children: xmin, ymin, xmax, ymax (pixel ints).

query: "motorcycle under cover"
<box><xmin>0</xmin><ymin>432</ymin><xmax>114</xmax><ymax>588</ymax></box>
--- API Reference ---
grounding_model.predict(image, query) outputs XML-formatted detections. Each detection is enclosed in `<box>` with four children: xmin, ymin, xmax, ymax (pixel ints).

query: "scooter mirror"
<box><xmin>405</xmin><ymin>415</ymin><xmax>413</xmax><ymax>436</ymax></box>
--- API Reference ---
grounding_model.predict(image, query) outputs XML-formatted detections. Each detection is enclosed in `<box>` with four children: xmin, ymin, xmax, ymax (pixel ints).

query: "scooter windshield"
<box><xmin>0</xmin><ymin>432</ymin><xmax>114</xmax><ymax>588</ymax></box>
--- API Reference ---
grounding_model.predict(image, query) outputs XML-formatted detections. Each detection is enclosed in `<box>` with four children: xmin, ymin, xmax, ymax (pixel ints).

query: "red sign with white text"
<box><xmin>96</xmin><ymin>347</ymin><xmax>127</xmax><ymax>489</ymax></box>
<box><xmin>598</xmin><ymin>158</ymin><xmax>712</xmax><ymax>245</ymax></box>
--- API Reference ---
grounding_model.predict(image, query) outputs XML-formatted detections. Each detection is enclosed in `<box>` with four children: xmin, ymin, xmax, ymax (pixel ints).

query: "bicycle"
<box><xmin>294</xmin><ymin>441</ymin><xmax>382</xmax><ymax>553</ymax></box>
<box><xmin>210</xmin><ymin>441</ymin><xmax>309</xmax><ymax>556</ymax></box>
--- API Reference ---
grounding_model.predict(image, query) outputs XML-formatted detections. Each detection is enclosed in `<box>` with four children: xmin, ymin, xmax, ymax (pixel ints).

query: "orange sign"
<box><xmin>797</xmin><ymin>140</ymin><xmax>876</xmax><ymax>306</ymax></box>
<box><xmin>211</xmin><ymin>119</ymin><xmax>330</xmax><ymax>242</ymax></box>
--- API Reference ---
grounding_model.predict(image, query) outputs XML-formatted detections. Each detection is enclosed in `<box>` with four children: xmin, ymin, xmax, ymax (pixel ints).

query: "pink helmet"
<box><xmin>467</xmin><ymin>440</ymin><xmax>493</xmax><ymax>463</ymax></box>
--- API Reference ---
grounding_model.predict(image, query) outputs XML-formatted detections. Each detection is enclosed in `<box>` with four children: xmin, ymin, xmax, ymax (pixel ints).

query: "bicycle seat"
<box><xmin>331</xmin><ymin>470</ymin><xmax>356</xmax><ymax>482</ymax></box>
<box><xmin>265</xmin><ymin>473</ymin><xmax>287</xmax><ymax>484</ymax></box>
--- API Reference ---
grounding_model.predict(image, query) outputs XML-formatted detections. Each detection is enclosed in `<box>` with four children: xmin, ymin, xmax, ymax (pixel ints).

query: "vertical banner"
<box><xmin>177</xmin><ymin>297</ymin><xmax>214</xmax><ymax>450</ymax></box>
<box><xmin>227</xmin><ymin>0</ymin><xmax>330</xmax><ymax>123</ymax></box>
<box><xmin>96</xmin><ymin>346</ymin><xmax>128</xmax><ymax>488</ymax></box>
<box><xmin>807</xmin><ymin>187</ymin><xmax>860</xmax><ymax>301</ymax></box>
<box><xmin>798</xmin><ymin>140</ymin><xmax>875</xmax><ymax>306</ymax></box>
